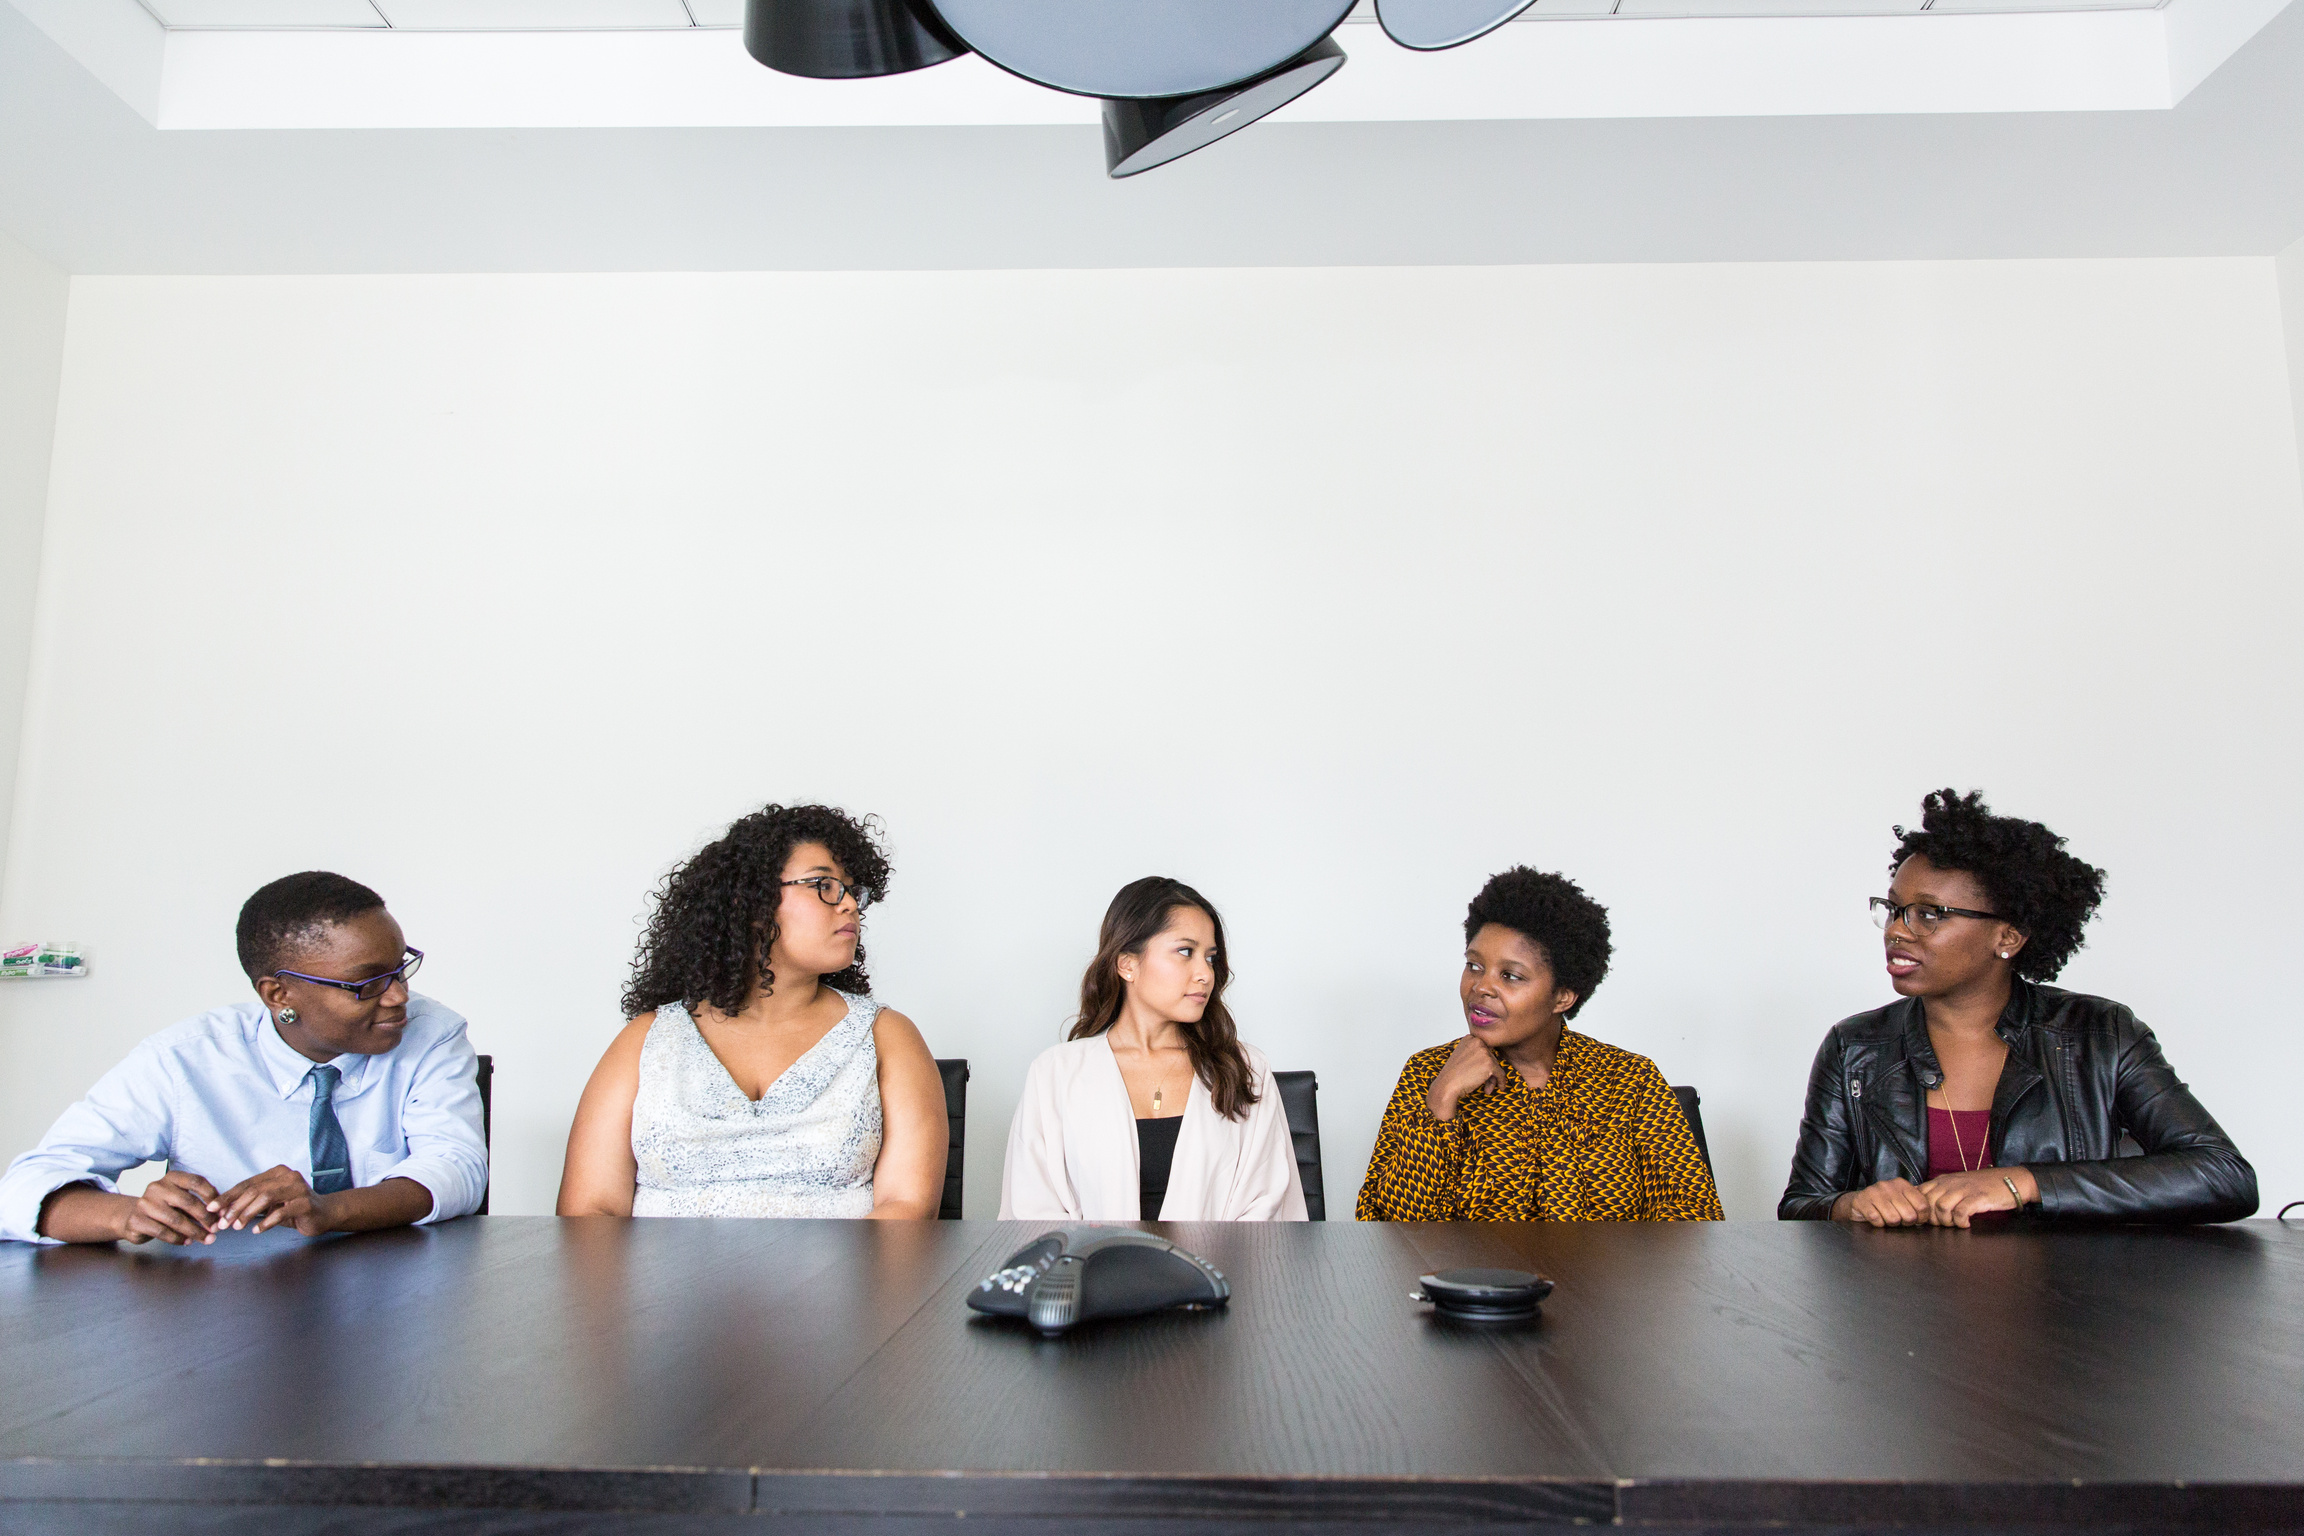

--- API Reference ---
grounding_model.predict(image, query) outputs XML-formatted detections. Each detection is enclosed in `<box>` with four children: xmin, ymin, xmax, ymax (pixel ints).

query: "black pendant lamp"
<box><xmin>1374</xmin><ymin>0</ymin><xmax>1539</xmax><ymax>50</ymax></box>
<box><xmin>740</xmin><ymin>0</ymin><xmax>1539</xmax><ymax>179</ymax></box>
<box><xmin>925</xmin><ymin>0</ymin><xmax>1352</xmax><ymax>98</ymax></box>
<box><xmin>745</xmin><ymin>0</ymin><xmax>967</xmax><ymax>79</ymax></box>
<box><xmin>1102</xmin><ymin>35</ymin><xmax>1345</xmax><ymax>178</ymax></box>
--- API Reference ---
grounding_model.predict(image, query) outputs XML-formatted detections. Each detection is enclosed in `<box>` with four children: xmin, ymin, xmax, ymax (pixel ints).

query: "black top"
<box><xmin>1136</xmin><ymin>1115</ymin><xmax>1182</xmax><ymax>1219</ymax></box>
<box><xmin>3</xmin><ymin>1219</ymin><xmax>2301</xmax><ymax>1529</ymax></box>
<box><xmin>1779</xmin><ymin>978</ymin><xmax>2256</xmax><ymax>1222</ymax></box>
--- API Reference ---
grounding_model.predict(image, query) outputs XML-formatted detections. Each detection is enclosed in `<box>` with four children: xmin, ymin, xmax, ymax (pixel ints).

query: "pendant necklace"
<box><xmin>1152</xmin><ymin>1069</ymin><xmax>1185</xmax><ymax>1117</ymax></box>
<box><xmin>1931</xmin><ymin>1086</ymin><xmax>1989</xmax><ymax>1173</ymax></box>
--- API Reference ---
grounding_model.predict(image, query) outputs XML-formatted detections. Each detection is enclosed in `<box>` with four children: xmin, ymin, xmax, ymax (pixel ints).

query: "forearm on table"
<box><xmin>1778</xmin><ymin>1039</ymin><xmax>1857</xmax><ymax>1222</ymax></box>
<box><xmin>319</xmin><ymin>1177</ymin><xmax>435</xmax><ymax>1233</ymax></box>
<box><xmin>36</xmin><ymin>1183</ymin><xmax>138</xmax><ymax>1243</ymax></box>
<box><xmin>1649</xmin><ymin>1169</ymin><xmax>1724</xmax><ymax>1221</ymax></box>
<box><xmin>1779</xmin><ymin>1139</ymin><xmax>1858</xmax><ymax>1220</ymax></box>
<box><xmin>1637</xmin><ymin>1094</ymin><xmax>1723</xmax><ymax>1221</ymax></box>
<box><xmin>2031</xmin><ymin>1151</ymin><xmax>2253</xmax><ymax>1224</ymax></box>
<box><xmin>1364</xmin><ymin>1120</ymin><xmax>1467</xmax><ymax>1220</ymax></box>
<box><xmin>384</xmin><ymin>1148</ymin><xmax>486</xmax><ymax>1223</ymax></box>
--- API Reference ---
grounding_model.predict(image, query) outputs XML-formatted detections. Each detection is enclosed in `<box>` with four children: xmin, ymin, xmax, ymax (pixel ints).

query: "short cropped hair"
<box><xmin>1464</xmin><ymin>866</ymin><xmax>1612</xmax><ymax>1020</ymax></box>
<box><xmin>236</xmin><ymin>871</ymin><xmax>387</xmax><ymax>981</ymax></box>
<box><xmin>1890</xmin><ymin>788</ymin><xmax>2106</xmax><ymax>983</ymax></box>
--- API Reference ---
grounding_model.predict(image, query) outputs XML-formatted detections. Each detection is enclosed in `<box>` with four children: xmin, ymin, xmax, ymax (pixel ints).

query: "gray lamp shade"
<box><xmin>745</xmin><ymin>0</ymin><xmax>967</xmax><ymax>79</ymax></box>
<box><xmin>927</xmin><ymin>0</ymin><xmax>1353</xmax><ymax>98</ymax></box>
<box><xmin>1102</xmin><ymin>36</ymin><xmax>1346</xmax><ymax>179</ymax></box>
<box><xmin>1374</xmin><ymin>0</ymin><xmax>1538</xmax><ymax>50</ymax></box>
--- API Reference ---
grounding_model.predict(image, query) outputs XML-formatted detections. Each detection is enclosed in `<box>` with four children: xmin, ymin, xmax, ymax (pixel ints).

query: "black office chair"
<box><xmin>474</xmin><ymin>1053</ymin><xmax>494</xmax><ymax>1216</ymax></box>
<box><xmin>935</xmin><ymin>1059</ymin><xmax>968</xmax><ymax>1220</ymax></box>
<box><xmin>1272</xmin><ymin>1070</ymin><xmax>1326</xmax><ymax>1221</ymax></box>
<box><xmin>1671</xmin><ymin>1084</ymin><xmax>1712</xmax><ymax>1179</ymax></box>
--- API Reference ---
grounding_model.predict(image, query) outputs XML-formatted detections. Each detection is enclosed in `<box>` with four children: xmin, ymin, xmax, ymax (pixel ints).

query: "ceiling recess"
<box><xmin>134</xmin><ymin>0</ymin><xmax>2169</xmax><ymax>30</ymax></box>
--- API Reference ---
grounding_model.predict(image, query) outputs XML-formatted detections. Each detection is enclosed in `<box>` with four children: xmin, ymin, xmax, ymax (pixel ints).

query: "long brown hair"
<box><xmin>1070</xmin><ymin>876</ymin><xmax>1259</xmax><ymax>1121</ymax></box>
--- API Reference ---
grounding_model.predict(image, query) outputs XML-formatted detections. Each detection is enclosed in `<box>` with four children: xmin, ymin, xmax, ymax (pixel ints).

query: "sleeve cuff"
<box><xmin>1416</xmin><ymin>1109</ymin><xmax>1469</xmax><ymax>1142</ymax></box>
<box><xmin>2025</xmin><ymin>1162</ymin><xmax>2069</xmax><ymax>1214</ymax></box>
<box><xmin>0</xmin><ymin>1172</ymin><xmax>117</xmax><ymax>1246</ymax></box>
<box><xmin>368</xmin><ymin>1157</ymin><xmax>477</xmax><ymax>1225</ymax></box>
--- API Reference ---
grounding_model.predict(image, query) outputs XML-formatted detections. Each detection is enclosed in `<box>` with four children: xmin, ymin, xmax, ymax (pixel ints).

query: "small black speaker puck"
<box><xmin>1413</xmin><ymin>1267</ymin><xmax>1553</xmax><ymax>1324</ymax></box>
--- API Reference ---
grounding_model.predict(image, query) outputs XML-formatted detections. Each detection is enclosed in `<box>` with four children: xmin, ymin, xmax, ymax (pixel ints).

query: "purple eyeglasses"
<box><xmin>274</xmin><ymin>948</ymin><xmax>424</xmax><ymax>1002</ymax></box>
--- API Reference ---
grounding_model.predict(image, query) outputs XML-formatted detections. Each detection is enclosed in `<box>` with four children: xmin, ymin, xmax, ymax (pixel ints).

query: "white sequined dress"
<box><xmin>630</xmin><ymin>991</ymin><xmax>882</xmax><ymax>1218</ymax></box>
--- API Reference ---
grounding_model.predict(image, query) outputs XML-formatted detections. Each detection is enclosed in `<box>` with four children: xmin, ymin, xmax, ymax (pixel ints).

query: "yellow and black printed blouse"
<box><xmin>1356</xmin><ymin>1031</ymin><xmax>1723</xmax><ymax>1222</ymax></box>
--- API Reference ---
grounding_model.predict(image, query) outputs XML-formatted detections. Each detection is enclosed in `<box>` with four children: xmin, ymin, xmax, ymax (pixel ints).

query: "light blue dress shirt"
<box><xmin>0</xmin><ymin>994</ymin><xmax>488</xmax><ymax>1244</ymax></box>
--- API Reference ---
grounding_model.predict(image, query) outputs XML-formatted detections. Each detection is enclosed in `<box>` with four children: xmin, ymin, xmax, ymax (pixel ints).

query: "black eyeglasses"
<box><xmin>274</xmin><ymin>948</ymin><xmax>424</xmax><ymax>1002</ymax></box>
<box><xmin>782</xmin><ymin>877</ymin><xmax>875</xmax><ymax>913</ymax></box>
<box><xmin>1870</xmin><ymin>899</ymin><xmax>2004</xmax><ymax>936</ymax></box>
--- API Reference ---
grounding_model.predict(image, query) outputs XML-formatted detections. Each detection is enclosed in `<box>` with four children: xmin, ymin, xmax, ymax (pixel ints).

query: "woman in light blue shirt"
<box><xmin>0</xmin><ymin>871</ymin><xmax>488</xmax><ymax>1245</ymax></box>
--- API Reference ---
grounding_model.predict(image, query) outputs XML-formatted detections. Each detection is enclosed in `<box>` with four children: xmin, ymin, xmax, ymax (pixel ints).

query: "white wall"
<box><xmin>0</xmin><ymin>231</ymin><xmax>68</xmax><ymax>887</ymax></box>
<box><xmin>1</xmin><ymin>260</ymin><xmax>2298</xmax><ymax>1225</ymax></box>
<box><xmin>2276</xmin><ymin>232</ymin><xmax>2304</xmax><ymax>485</ymax></box>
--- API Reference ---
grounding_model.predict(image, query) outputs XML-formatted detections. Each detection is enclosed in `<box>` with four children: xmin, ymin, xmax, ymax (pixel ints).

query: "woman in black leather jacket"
<box><xmin>1780</xmin><ymin>789</ymin><xmax>2255</xmax><ymax>1227</ymax></box>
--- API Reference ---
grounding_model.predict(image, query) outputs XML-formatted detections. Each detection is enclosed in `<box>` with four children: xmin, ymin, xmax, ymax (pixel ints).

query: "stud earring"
<box><xmin>1997</xmin><ymin>952</ymin><xmax>2010</xmax><ymax>960</ymax></box>
<box><xmin>279</xmin><ymin>1008</ymin><xmax>298</xmax><ymax>1026</ymax></box>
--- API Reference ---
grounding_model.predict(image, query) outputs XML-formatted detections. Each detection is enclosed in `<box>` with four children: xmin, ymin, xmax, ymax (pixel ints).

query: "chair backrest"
<box><xmin>1271</xmin><ymin>1070</ymin><xmax>1326</xmax><ymax>1221</ymax></box>
<box><xmin>935</xmin><ymin>1059</ymin><xmax>969</xmax><ymax>1220</ymax></box>
<box><xmin>474</xmin><ymin>1053</ymin><xmax>494</xmax><ymax>1216</ymax></box>
<box><xmin>1671</xmin><ymin>1084</ymin><xmax>1711</xmax><ymax>1178</ymax></box>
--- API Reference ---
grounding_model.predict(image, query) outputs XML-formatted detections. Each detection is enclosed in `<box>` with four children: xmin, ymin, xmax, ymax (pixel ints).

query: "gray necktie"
<box><xmin>308</xmin><ymin>1065</ymin><xmax>352</xmax><ymax>1196</ymax></box>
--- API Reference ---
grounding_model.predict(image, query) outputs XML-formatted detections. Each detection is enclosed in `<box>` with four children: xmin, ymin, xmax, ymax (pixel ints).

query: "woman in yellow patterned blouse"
<box><xmin>1357</xmin><ymin>866</ymin><xmax>1721</xmax><ymax>1222</ymax></box>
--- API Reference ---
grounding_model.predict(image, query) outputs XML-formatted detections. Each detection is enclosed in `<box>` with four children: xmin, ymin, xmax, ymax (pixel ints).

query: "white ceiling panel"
<box><xmin>140</xmin><ymin>0</ymin><xmax>2177</xmax><ymax>26</ymax></box>
<box><xmin>1617</xmin><ymin>0</ymin><xmax>1926</xmax><ymax>14</ymax></box>
<box><xmin>147</xmin><ymin>0</ymin><xmax>385</xmax><ymax>24</ymax></box>
<box><xmin>1340</xmin><ymin>0</ymin><xmax>2173</xmax><ymax>17</ymax></box>
<box><xmin>1336</xmin><ymin>0</ymin><xmax>1618</xmax><ymax>16</ymax></box>
<box><xmin>371</xmin><ymin>0</ymin><xmax>693</xmax><ymax>27</ymax></box>
<box><xmin>1929</xmin><ymin>0</ymin><xmax>2156</xmax><ymax>9</ymax></box>
<box><xmin>1334</xmin><ymin>0</ymin><xmax>2165</xmax><ymax>18</ymax></box>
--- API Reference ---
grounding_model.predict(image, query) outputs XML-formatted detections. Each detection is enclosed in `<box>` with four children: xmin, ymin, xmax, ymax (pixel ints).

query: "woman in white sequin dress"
<box><xmin>556</xmin><ymin>805</ymin><xmax>947</xmax><ymax>1220</ymax></box>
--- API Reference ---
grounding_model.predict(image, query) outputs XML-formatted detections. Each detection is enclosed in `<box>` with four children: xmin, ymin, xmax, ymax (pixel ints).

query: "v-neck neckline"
<box><xmin>1097</xmin><ymin>1032</ymin><xmax>1195</xmax><ymax>1121</ymax></box>
<box><xmin>683</xmin><ymin>993</ymin><xmax>857</xmax><ymax>1108</ymax></box>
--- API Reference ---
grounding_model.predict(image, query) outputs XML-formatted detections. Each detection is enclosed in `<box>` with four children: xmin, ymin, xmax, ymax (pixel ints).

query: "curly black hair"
<box><xmin>1464</xmin><ymin>867</ymin><xmax>1612</xmax><ymax>1019</ymax></box>
<box><xmin>1890</xmin><ymin>788</ymin><xmax>2106</xmax><ymax>982</ymax></box>
<box><xmin>621</xmin><ymin>804</ymin><xmax>892</xmax><ymax>1018</ymax></box>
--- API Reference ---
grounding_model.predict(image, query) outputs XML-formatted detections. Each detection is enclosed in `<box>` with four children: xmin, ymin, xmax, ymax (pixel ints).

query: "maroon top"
<box><xmin>1926</xmin><ymin>1106</ymin><xmax>1994</xmax><ymax>1178</ymax></box>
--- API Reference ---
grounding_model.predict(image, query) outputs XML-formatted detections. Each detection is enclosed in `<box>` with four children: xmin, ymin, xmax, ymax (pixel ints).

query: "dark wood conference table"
<box><xmin>0</xmin><ymin>1216</ymin><xmax>2298</xmax><ymax>1533</ymax></box>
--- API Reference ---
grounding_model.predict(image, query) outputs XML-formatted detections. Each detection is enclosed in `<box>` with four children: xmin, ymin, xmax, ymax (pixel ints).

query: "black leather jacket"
<box><xmin>1779</xmin><ymin>980</ymin><xmax>2256</xmax><ymax>1224</ymax></box>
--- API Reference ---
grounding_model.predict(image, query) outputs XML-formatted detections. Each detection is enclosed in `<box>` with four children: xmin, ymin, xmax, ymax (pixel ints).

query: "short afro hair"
<box><xmin>1464</xmin><ymin>867</ymin><xmax>1612</xmax><ymax>1019</ymax></box>
<box><xmin>236</xmin><ymin>871</ymin><xmax>387</xmax><ymax>981</ymax></box>
<box><xmin>1891</xmin><ymin>788</ymin><xmax>2106</xmax><ymax>983</ymax></box>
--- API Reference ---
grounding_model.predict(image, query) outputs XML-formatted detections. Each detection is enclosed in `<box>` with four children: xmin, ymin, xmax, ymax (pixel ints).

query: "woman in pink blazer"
<box><xmin>1000</xmin><ymin>877</ymin><xmax>1305</xmax><ymax>1222</ymax></box>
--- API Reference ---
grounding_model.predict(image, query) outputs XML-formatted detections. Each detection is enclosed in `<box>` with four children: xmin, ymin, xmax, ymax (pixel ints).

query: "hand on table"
<box><xmin>1426</xmin><ymin>1035</ymin><xmax>1509</xmax><ymax>1122</ymax></box>
<box><xmin>1836</xmin><ymin>1169</ymin><xmax>2040</xmax><ymax>1227</ymax></box>
<box><xmin>1917</xmin><ymin>1167</ymin><xmax>2038</xmax><ymax>1228</ymax></box>
<box><xmin>118</xmin><ymin>1170</ymin><xmax>223</xmax><ymax>1245</ymax></box>
<box><xmin>212</xmin><ymin>1165</ymin><xmax>338</xmax><ymax>1236</ymax></box>
<box><xmin>1833</xmin><ymin>1178</ymin><xmax>1931</xmax><ymax>1227</ymax></box>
